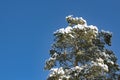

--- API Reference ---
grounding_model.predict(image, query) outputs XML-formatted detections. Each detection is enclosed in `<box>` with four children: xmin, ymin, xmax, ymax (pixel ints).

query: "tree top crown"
<box><xmin>66</xmin><ymin>15</ymin><xmax>87</xmax><ymax>26</ymax></box>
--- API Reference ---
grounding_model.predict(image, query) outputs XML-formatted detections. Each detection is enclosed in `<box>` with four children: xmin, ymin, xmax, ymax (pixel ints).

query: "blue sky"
<box><xmin>0</xmin><ymin>0</ymin><xmax>120</xmax><ymax>80</ymax></box>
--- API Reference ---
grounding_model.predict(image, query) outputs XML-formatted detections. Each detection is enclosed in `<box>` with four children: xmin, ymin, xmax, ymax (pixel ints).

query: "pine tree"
<box><xmin>44</xmin><ymin>15</ymin><xmax>120</xmax><ymax>80</ymax></box>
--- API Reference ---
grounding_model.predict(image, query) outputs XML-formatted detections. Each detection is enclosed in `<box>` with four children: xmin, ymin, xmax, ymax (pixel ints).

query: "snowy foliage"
<box><xmin>45</xmin><ymin>15</ymin><xmax>120</xmax><ymax>80</ymax></box>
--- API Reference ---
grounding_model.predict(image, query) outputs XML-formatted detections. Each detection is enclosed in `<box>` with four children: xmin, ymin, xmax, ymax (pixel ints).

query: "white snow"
<box><xmin>101</xmin><ymin>52</ymin><xmax>110</xmax><ymax>58</ymax></box>
<box><xmin>69</xmin><ymin>34</ymin><xmax>74</xmax><ymax>38</ymax></box>
<box><xmin>89</xmin><ymin>25</ymin><xmax>98</xmax><ymax>33</ymax></box>
<box><xmin>52</xmin><ymin>52</ymin><xmax>58</xmax><ymax>58</ymax></box>
<box><xmin>54</xmin><ymin>26</ymin><xmax>72</xmax><ymax>34</ymax></box>
<box><xmin>65</xmin><ymin>26</ymin><xmax>72</xmax><ymax>33</ymax></box>
<box><xmin>73</xmin><ymin>24</ymin><xmax>84</xmax><ymax>30</ymax></box>
<box><xmin>107</xmin><ymin>60</ymin><xmax>114</xmax><ymax>65</ymax></box>
<box><xmin>101</xmin><ymin>30</ymin><xmax>112</xmax><ymax>34</ymax></box>
<box><xmin>50</xmin><ymin>67</ymin><xmax>65</xmax><ymax>76</ymax></box>
<box><xmin>79</xmin><ymin>17</ymin><xmax>87</xmax><ymax>25</ymax></box>
<box><xmin>66</xmin><ymin>15</ymin><xmax>87</xmax><ymax>25</ymax></box>
<box><xmin>54</xmin><ymin>16</ymin><xmax>99</xmax><ymax>36</ymax></box>
<box><xmin>89</xmin><ymin>60</ymin><xmax>109</xmax><ymax>72</ymax></box>
<box><xmin>96</xmin><ymin>58</ymin><xmax>104</xmax><ymax>63</ymax></box>
<box><xmin>55</xmin><ymin>28</ymin><xmax>65</xmax><ymax>34</ymax></box>
<box><xmin>58</xmin><ymin>67</ymin><xmax>65</xmax><ymax>74</ymax></box>
<box><xmin>49</xmin><ymin>57</ymin><xmax>56</xmax><ymax>61</ymax></box>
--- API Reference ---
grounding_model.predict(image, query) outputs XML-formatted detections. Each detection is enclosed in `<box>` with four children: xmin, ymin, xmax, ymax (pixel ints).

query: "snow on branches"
<box><xmin>45</xmin><ymin>15</ymin><xmax>120</xmax><ymax>80</ymax></box>
<box><xmin>66</xmin><ymin>15</ymin><xmax>87</xmax><ymax>26</ymax></box>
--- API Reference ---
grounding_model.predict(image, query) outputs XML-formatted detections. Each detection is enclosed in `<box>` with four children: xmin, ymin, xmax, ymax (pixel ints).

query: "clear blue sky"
<box><xmin>0</xmin><ymin>0</ymin><xmax>120</xmax><ymax>80</ymax></box>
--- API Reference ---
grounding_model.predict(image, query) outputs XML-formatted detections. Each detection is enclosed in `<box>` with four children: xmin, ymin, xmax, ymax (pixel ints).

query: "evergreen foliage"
<box><xmin>44</xmin><ymin>15</ymin><xmax>120</xmax><ymax>80</ymax></box>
